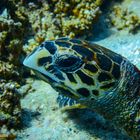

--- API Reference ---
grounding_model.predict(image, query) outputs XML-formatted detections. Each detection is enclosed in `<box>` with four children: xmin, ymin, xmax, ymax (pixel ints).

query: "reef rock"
<box><xmin>0</xmin><ymin>80</ymin><xmax>21</xmax><ymax>129</ymax></box>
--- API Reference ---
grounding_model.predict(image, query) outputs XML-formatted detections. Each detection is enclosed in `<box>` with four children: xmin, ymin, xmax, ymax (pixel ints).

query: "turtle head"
<box><xmin>23</xmin><ymin>37</ymin><xmax>121</xmax><ymax>101</ymax></box>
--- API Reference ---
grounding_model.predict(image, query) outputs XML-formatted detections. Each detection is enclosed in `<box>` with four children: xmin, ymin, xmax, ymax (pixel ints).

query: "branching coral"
<box><xmin>0</xmin><ymin>0</ymin><xmax>103</xmax><ymax>53</ymax></box>
<box><xmin>30</xmin><ymin>0</ymin><xmax>102</xmax><ymax>37</ymax></box>
<box><xmin>0</xmin><ymin>10</ymin><xmax>25</xmax><ymax>80</ymax></box>
<box><xmin>0</xmin><ymin>80</ymin><xmax>21</xmax><ymax>128</ymax></box>
<box><xmin>0</xmin><ymin>60</ymin><xmax>19</xmax><ymax>80</ymax></box>
<box><xmin>20</xmin><ymin>0</ymin><xmax>102</xmax><ymax>53</ymax></box>
<box><xmin>109</xmin><ymin>5</ymin><xmax>140</xmax><ymax>33</ymax></box>
<box><xmin>0</xmin><ymin>2</ymin><xmax>26</xmax><ymax>129</ymax></box>
<box><xmin>57</xmin><ymin>0</ymin><xmax>102</xmax><ymax>37</ymax></box>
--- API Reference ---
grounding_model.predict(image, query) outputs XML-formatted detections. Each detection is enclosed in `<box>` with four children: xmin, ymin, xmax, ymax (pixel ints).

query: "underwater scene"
<box><xmin>0</xmin><ymin>0</ymin><xmax>140</xmax><ymax>140</ymax></box>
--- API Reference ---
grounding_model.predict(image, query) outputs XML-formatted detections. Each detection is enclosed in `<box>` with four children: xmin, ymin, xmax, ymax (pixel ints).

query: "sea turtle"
<box><xmin>23</xmin><ymin>37</ymin><xmax>140</xmax><ymax>139</ymax></box>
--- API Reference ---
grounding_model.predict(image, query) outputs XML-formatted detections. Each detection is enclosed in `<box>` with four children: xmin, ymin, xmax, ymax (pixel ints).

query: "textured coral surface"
<box><xmin>23</xmin><ymin>0</ymin><xmax>102</xmax><ymax>53</ymax></box>
<box><xmin>108</xmin><ymin>0</ymin><xmax>140</xmax><ymax>33</ymax></box>
<box><xmin>0</xmin><ymin>80</ymin><xmax>21</xmax><ymax>128</ymax></box>
<box><xmin>0</xmin><ymin>13</ymin><xmax>24</xmax><ymax>80</ymax></box>
<box><xmin>0</xmin><ymin>1</ymin><xmax>26</xmax><ymax>134</ymax></box>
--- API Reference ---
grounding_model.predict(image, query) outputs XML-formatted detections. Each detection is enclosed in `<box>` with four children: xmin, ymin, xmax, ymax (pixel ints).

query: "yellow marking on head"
<box><xmin>61</xmin><ymin>104</ymin><xmax>87</xmax><ymax>112</ymax></box>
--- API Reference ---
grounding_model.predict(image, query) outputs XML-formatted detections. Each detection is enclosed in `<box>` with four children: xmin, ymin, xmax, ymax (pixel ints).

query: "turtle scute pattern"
<box><xmin>24</xmin><ymin>37</ymin><xmax>140</xmax><ymax>139</ymax></box>
<box><xmin>44</xmin><ymin>37</ymin><xmax>123</xmax><ymax>98</ymax></box>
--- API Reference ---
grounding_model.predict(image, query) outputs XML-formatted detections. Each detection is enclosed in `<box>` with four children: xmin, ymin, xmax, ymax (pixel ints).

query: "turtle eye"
<box><xmin>55</xmin><ymin>54</ymin><xmax>83</xmax><ymax>72</ymax></box>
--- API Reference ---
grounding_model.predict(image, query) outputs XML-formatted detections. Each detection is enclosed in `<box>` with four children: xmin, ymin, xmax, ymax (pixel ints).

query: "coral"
<box><xmin>58</xmin><ymin>0</ymin><xmax>102</xmax><ymax>37</ymax></box>
<box><xmin>25</xmin><ymin>7</ymin><xmax>61</xmax><ymax>53</ymax></box>
<box><xmin>1</xmin><ymin>0</ymin><xmax>102</xmax><ymax>53</ymax></box>
<box><xmin>0</xmin><ymin>9</ymin><xmax>25</xmax><ymax>80</ymax></box>
<box><xmin>19</xmin><ymin>0</ymin><xmax>102</xmax><ymax>53</ymax></box>
<box><xmin>0</xmin><ymin>60</ymin><xmax>20</xmax><ymax>80</ymax></box>
<box><xmin>0</xmin><ymin>2</ymin><xmax>26</xmax><ymax>130</ymax></box>
<box><xmin>109</xmin><ymin>5</ymin><xmax>140</xmax><ymax>32</ymax></box>
<box><xmin>0</xmin><ymin>80</ymin><xmax>21</xmax><ymax>129</ymax></box>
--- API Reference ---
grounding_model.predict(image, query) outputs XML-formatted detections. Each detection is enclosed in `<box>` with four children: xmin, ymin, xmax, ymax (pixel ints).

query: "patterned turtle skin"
<box><xmin>23</xmin><ymin>37</ymin><xmax>140</xmax><ymax>139</ymax></box>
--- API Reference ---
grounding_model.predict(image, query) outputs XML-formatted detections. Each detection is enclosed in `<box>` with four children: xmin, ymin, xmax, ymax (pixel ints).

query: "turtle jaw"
<box><xmin>23</xmin><ymin>46</ymin><xmax>50</xmax><ymax>70</ymax></box>
<box><xmin>24</xmin><ymin>54</ymin><xmax>81</xmax><ymax>99</ymax></box>
<box><xmin>23</xmin><ymin>45</ymin><xmax>60</xmax><ymax>83</ymax></box>
<box><xmin>36</xmin><ymin>71</ymin><xmax>81</xmax><ymax>99</ymax></box>
<box><xmin>54</xmin><ymin>85</ymin><xmax>81</xmax><ymax>100</ymax></box>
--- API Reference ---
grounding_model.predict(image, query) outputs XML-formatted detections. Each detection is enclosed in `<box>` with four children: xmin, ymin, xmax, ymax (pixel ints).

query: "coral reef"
<box><xmin>21</xmin><ymin>0</ymin><xmax>102</xmax><ymax>53</ymax></box>
<box><xmin>53</xmin><ymin>0</ymin><xmax>102</xmax><ymax>37</ymax></box>
<box><xmin>0</xmin><ymin>9</ymin><xmax>25</xmax><ymax>80</ymax></box>
<box><xmin>0</xmin><ymin>80</ymin><xmax>21</xmax><ymax>128</ymax></box>
<box><xmin>1</xmin><ymin>0</ymin><xmax>102</xmax><ymax>53</ymax></box>
<box><xmin>108</xmin><ymin>3</ymin><xmax>140</xmax><ymax>33</ymax></box>
<box><xmin>0</xmin><ymin>2</ymin><xmax>26</xmax><ymax>130</ymax></box>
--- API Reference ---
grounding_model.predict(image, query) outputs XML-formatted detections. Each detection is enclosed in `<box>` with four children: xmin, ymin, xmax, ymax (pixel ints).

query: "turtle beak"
<box><xmin>23</xmin><ymin>47</ymin><xmax>49</xmax><ymax>69</ymax></box>
<box><xmin>23</xmin><ymin>46</ymin><xmax>61</xmax><ymax>84</ymax></box>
